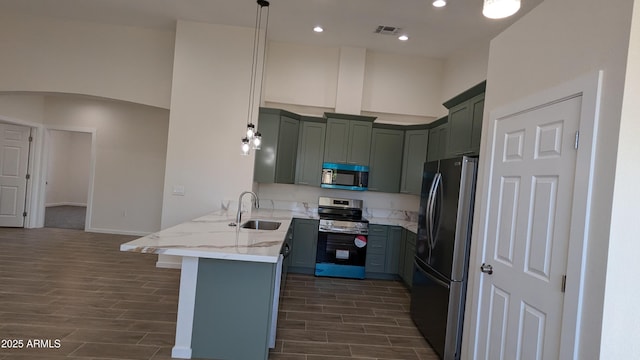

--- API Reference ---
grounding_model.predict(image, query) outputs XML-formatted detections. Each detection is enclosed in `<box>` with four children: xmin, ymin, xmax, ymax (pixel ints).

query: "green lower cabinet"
<box><xmin>385</xmin><ymin>227</ymin><xmax>403</xmax><ymax>274</ymax></box>
<box><xmin>289</xmin><ymin>218</ymin><xmax>319</xmax><ymax>274</ymax></box>
<box><xmin>402</xmin><ymin>230</ymin><xmax>417</xmax><ymax>288</ymax></box>
<box><xmin>191</xmin><ymin>258</ymin><xmax>276</xmax><ymax>360</ymax></box>
<box><xmin>365</xmin><ymin>225</ymin><xmax>403</xmax><ymax>278</ymax></box>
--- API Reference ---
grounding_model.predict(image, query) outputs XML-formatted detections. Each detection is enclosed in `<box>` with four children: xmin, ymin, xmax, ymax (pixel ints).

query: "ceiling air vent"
<box><xmin>374</xmin><ymin>25</ymin><xmax>401</xmax><ymax>35</ymax></box>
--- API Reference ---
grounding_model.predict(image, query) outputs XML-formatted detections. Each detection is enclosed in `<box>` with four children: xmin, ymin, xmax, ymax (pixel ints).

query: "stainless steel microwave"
<box><xmin>321</xmin><ymin>162</ymin><xmax>369</xmax><ymax>191</ymax></box>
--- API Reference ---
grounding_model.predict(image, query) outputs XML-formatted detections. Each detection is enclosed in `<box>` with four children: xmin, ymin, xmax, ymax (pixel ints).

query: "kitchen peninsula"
<box><xmin>120</xmin><ymin>209</ymin><xmax>306</xmax><ymax>360</ymax></box>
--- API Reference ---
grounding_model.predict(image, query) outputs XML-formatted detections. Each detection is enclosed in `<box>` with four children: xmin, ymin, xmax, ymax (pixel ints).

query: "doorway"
<box><xmin>44</xmin><ymin>129</ymin><xmax>92</xmax><ymax>230</ymax></box>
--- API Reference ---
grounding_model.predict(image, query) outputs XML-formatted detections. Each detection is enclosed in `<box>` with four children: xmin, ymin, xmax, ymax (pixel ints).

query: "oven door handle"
<box><xmin>318</xmin><ymin>228</ymin><xmax>368</xmax><ymax>235</ymax></box>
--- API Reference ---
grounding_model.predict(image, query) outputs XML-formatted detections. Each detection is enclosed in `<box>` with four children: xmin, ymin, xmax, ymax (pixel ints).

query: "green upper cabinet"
<box><xmin>368</xmin><ymin>126</ymin><xmax>404</xmax><ymax>193</ymax></box>
<box><xmin>427</xmin><ymin>120</ymin><xmax>448</xmax><ymax>162</ymax></box>
<box><xmin>348</xmin><ymin>120</ymin><xmax>373</xmax><ymax>165</ymax></box>
<box><xmin>323</xmin><ymin>113</ymin><xmax>375</xmax><ymax>165</ymax></box>
<box><xmin>470</xmin><ymin>95</ymin><xmax>485</xmax><ymax>151</ymax></box>
<box><xmin>295</xmin><ymin>118</ymin><xmax>326</xmax><ymax>186</ymax></box>
<box><xmin>254</xmin><ymin>108</ymin><xmax>300</xmax><ymax>184</ymax></box>
<box><xmin>400</xmin><ymin>128</ymin><xmax>429</xmax><ymax>195</ymax></box>
<box><xmin>323</xmin><ymin>118</ymin><xmax>350</xmax><ymax>163</ymax></box>
<box><xmin>444</xmin><ymin>81</ymin><xmax>486</xmax><ymax>157</ymax></box>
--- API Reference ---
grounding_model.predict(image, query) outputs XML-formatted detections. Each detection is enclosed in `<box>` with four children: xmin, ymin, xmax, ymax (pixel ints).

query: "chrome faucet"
<box><xmin>236</xmin><ymin>191</ymin><xmax>259</xmax><ymax>226</ymax></box>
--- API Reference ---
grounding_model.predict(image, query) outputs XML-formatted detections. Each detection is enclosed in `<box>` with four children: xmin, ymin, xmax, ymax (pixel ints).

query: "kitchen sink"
<box><xmin>240</xmin><ymin>219</ymin><xmax>281</xmax><ymax>230</ymax></box>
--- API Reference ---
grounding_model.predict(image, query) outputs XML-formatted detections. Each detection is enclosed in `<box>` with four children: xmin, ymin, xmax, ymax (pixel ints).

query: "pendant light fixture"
<box><xmin>482</xmin><ymin>0</ymin><xmax>521</xmax><ymax>19</ymax></box>
<box><xmin>241</xmin><ymin>0</ymin><xmax>270</xmax><ymax>155</ymax></box>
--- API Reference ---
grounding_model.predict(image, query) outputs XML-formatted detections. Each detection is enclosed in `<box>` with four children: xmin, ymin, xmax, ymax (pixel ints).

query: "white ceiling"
<box><xmin>0</xmin><ymin>0</ymin><xmax>543</xmax><ymax>58</ymax></box>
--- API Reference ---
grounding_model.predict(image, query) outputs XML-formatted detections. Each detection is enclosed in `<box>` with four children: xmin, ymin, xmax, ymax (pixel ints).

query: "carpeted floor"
<box><xmin>44</xmin><ymin>205</ymin><xmax>86</xmax><ymax>230</ymax></box>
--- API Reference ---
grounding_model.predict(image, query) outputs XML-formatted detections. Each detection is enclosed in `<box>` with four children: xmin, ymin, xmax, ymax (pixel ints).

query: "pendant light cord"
<box><xmin>258</xmin><ymin>4</ymin><xmax>269</xmax><ymax>117</ymax></box>
<box><xmin>247</xmin><ymin>1</ymin><xmax>269</xmax><ymax>129</ymax></box>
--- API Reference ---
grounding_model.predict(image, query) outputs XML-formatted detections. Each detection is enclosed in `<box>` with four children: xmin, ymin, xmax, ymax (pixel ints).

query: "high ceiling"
<box><xmin>0</xmin><ymin>0</ymin><xmax>543</xmax><ymax>58</ymax></box>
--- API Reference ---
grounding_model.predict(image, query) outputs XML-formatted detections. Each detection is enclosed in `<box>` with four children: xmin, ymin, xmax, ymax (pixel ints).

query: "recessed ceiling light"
<box><xmin>398</xmin><ymin>35</ymin><xmax>409</xmax><ymax>41</ymax></box>
<box><xmin>433</xmin><ymin>0</ymin><xmax>447</xmax><ymax>7</ymax></box>
<box><xmin>483</xmin><ymin>0</ymin><xmax>520</xmax><ymax>19</ymax></box>
<box><xmin>313</xmin><ymin>26</ymin><xmax>324</xmax><ymax>33</ymax></box>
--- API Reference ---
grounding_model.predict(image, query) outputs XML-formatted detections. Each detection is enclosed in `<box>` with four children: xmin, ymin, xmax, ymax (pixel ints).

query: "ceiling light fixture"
<box><xmin>482</xmin><ymin>0</ymin><xmax>520</xmax><ymax>19</ymax></box>
<box><xmin>432</xmin><ymin>0</ymin><xmax>447</xmax><ymax>7</ymax></box>
<box><xmin>398</xmin><ymin>35</ymin><xmax>409</xmax><ymax>41</ymax></box>
<box><xmin>241</xmin><ymin>0</ymin><xmax>270</xmax><ymax>155</ymax></box>
<box><xmin>313</xmin><ymin>26</ymin><xmax>324</xmax><ymax>33</ymax></box>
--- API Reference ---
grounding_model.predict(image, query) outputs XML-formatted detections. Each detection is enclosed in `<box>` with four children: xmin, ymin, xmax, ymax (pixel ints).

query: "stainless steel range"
<box><xmin>315</xmin><ymin>197</ymin><xmax>369</xmax><ymax>279</ymax></box>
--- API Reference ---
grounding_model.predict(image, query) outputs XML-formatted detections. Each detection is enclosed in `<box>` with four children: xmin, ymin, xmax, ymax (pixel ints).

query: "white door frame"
<box><xmin>463</xmin><ymin>70</ymin><xmax>603</xmax><ymax>360</ymax></box>
<box><xmin>40</xmin><ymin>126</ymin><xmax>97</xmax><ymax>231</ymax></box>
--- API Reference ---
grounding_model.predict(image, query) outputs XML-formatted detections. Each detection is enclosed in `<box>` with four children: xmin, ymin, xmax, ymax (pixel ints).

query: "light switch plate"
<box><xmin>172</xmin><ymin>185</ymin><xmax>185</xmax><ymax>196</ymax></box>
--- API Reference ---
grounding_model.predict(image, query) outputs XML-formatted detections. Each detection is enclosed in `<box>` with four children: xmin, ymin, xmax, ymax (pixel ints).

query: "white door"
<box><xmin>0</xmin><ymin>123</ymin><xmax>31</xmax><ymax>227</ymax></box>
<box><xmin>475</xmin><ymin>96</ymin><xmax>582</xmax><ymax>359</ymax></box>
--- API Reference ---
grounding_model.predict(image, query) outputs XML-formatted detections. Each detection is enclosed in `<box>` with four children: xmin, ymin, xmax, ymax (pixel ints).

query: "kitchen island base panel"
<box><xmin>191</xmin><ymin>257</ymin><xmax>277</xmax><ymax>360</ymax></box>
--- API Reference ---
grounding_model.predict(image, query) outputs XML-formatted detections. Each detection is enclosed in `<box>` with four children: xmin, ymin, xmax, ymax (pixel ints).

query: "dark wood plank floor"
<box><xmin>0</xmin><ymin>228</ymin><xmax>438</xmax><ymax>360</ymax></box>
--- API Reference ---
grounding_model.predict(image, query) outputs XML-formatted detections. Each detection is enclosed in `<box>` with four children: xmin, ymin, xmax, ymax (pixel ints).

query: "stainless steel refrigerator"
<box><xmin>410</xmin><ymin>156</ymin><xmax>478</xmax><ymax>360</ymax></box>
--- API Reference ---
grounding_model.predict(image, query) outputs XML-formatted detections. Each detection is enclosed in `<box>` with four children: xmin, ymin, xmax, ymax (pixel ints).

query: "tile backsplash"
<box><xmin>253</xmin><ymin>183</ymin><xmax>420</xmax><ymax>221</ymax></box>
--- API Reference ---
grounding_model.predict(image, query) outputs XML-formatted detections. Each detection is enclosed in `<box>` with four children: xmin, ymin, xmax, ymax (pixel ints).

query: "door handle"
<box><xmin>480</xmin><ymin>263</ymin><xmax>493</xmax><ymax>275</ymax></box>
<box><xmin>431</xmin><ymin>173</ymin><xmax>443</xmax><ymax>250</ymax></box>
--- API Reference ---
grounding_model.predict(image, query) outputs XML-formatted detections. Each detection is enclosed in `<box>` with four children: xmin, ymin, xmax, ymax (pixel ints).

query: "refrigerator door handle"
<box><xmin>432</xmin><ymin>173</ymin><xmax>444</xmax><ymax>249</ymax></box>
<box><xmin>426</xmin><ymin>173</ymin><xmax>439</xmax><ymax>252</ymax></box>
<box><xmin>414</xmin><ymin>259</ymin><xmax>450</xmax><ymax>289</ymax></box>
<box><xmin>429</xmin><ymin>173</ymin><xmax>442</xmax><ymax>250</ymax></box>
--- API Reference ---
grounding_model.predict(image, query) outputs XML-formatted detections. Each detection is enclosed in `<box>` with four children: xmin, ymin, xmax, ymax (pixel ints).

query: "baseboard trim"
<box><xmin>171</xmin><ymin>346</ymin><xmax>192</xmax><ymax>359</ymax></box>
<box><xmin>45</xmin><ymin>202</ymin><xmax>88</xmax><ymax>207</ymax></box>
<box><xmin>86</xmin><ymin>227</ymin><xmax>151</xmax><ymax>237</ymax></box>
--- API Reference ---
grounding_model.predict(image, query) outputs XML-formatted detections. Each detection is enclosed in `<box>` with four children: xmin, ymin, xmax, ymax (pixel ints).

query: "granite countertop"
<box><xmin>120</xmin><ymin>207</ymin><xmax>418</xmax><ymax>264</ymax></box>
<box><xmin>120</xmin><ymin>209</ymin><xmax>315</xmax><ymax>263</ymax></box>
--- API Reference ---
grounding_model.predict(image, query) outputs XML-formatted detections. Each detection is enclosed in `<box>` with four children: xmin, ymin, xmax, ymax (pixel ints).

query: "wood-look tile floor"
<box><xmin>0</xmin><ymin>228</ymin><xmax>438</xmax><ymax>360</ymax></box>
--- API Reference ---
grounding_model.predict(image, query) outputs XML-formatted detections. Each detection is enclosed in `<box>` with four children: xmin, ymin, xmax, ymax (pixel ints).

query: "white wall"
<box><xmin>160</xmin><ymin>20</ymin><xmax>257</xmax><ymax>229</ymax></box>
<box><xmin>0</xmin><ymin>13</ymin><xmax>175</xmax><ymax>109</ymax></box>
<box><xmin>0</xmin><ymin>94</ymin><xmax>45</xmax><ymax>124</ymax></box>
<box><xmin>46</xmin><ymin>130</ymin><xmax>91</xmax><ymax>206</ymax></box>
<box><xmin>44</xmin><ymin>96</ymin><xmax>169</xmax><ymax>235</ymax></box>
<box><xmin>264</xmin><ymin>41</ymin><xmax>340</xmax><ymax>109</ymax></box>
<box><xmin>335</xmin><ymin>47</ymin><xmax>367</xmax><ymax>114</ymax></box>
<box><xmin>601</xmin><ymin>1</ymin><xmax>640</xmax><ymax>358</ymax></box>
<box><xmin>467</xmin><ymin>0</ymin><xmax>635</xmax><ymax>358</ymax></box>
<box><xmin>264</xmin><ymin>41</ymin><xmax>446</xmax><ymax>119</ymax></box>
<box><xmin>441</xmin><ymin>42</ymin><xmax>490</xmax><ymax>103</ymax></box>
<box><xmin>362</xmin><ymin>51</ymin><xmax>445</xmax><ymax>118</ymax></box>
